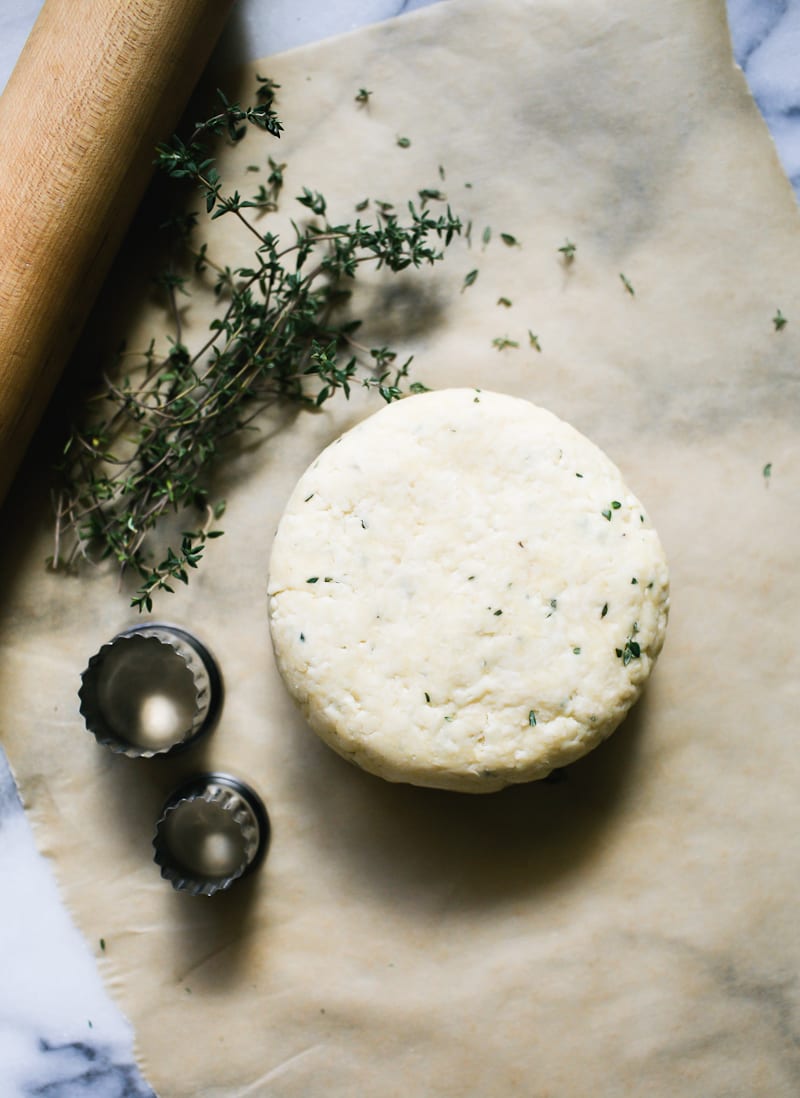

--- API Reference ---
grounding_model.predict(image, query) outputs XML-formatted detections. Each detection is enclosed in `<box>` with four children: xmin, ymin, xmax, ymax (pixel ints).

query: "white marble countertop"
<box><xmin>0</xmin><ymin>1</ymin><xmax>798</xmax><ymax>1094</ymax></box>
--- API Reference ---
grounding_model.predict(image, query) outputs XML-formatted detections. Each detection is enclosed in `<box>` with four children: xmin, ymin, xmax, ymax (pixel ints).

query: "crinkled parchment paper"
<box><xmin>2</xmin><ymin>0</ymin><xmax>799</xmax><ymax>1093</ymax></box>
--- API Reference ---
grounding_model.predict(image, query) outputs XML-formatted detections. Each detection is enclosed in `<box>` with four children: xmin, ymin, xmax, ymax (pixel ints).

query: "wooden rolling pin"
<box><xmin>0</xmin><ymin>0</ymin><xmax>236</xmax><ymax>504</ymax></box>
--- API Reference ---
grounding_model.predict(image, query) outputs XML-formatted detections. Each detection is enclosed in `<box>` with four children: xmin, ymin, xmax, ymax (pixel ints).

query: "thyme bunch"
<box><xmin>54</xmin><ymin>80</ymin><xmax>461</xmax><ymax>611</ymax></box>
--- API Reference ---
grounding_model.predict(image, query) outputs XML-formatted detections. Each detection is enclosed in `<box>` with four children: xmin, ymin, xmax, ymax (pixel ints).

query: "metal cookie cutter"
<box><xmin>153</xmin><ymin>773</ymin><xmax>270</xmax><ymax>896</ymax></box>
<box><xmin>79</xmin><ymin>624</ymin><xmax>223</xmax><ymax>758</ymax></box>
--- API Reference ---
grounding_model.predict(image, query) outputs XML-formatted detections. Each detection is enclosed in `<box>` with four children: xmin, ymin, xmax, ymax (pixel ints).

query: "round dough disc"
<box><xmin>268</xmin><ymin>388</ymin><xmax>669</xmax><ymax>792</ymax></box>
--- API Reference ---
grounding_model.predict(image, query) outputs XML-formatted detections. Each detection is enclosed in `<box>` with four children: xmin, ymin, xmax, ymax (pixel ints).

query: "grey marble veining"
<box><xmin>0</xmin><ymin>0</ymin><xmax>798</xmax><ymax>1094</ymax></box>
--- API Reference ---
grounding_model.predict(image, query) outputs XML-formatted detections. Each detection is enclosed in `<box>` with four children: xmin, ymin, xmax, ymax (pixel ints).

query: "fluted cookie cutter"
<box><xmin>79</xmin><ymin>624</ymin><xmax>223</xmax><ymax>758</ymax></box>
<box><xmin>153</xmin><ymin>773</ymin><xmax>270</xmax><ymax>896</ymax></box>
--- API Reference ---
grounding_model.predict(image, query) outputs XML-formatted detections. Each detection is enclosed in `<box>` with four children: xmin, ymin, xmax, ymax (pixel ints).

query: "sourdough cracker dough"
<box><xmin>0</xmin><ymin>0</ymin><xmax>799</xmax><ymax>1095</ymax></box>
<box><xmin>269</xmin><ymin>389</ymin><xmax>669</xmax><ymax>791</ymax></box>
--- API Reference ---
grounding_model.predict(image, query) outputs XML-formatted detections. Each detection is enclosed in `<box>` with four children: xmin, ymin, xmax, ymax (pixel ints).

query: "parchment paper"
<box><xmin>2</xmin><ymin>0</ymin><xmax>800</xmax><ymax>1093</ymax></box>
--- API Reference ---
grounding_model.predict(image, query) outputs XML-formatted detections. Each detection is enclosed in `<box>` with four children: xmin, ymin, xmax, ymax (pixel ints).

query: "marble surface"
<box><xmin>0</xmin><ymin>1</ymin><xmax>798</xmax><ymax>1094</ymax></box>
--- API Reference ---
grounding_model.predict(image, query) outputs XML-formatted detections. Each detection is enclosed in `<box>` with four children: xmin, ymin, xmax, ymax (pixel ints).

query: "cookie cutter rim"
<box><xmin>152</xmin><ymin>772</ymin><xmax>271</xmax><ymax>896</ymax></box>
<box><xmin>78</xmin><ymin>622</ymin><xmax>224</xmax><ymax>759</ymax></box>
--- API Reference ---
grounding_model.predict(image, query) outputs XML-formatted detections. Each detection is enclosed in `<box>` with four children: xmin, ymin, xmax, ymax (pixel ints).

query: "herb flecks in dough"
<box><xmin>396</xmin><ymin>136</ymin><xmax>411</xmax><ymax>148</ymax></box>
<box><xmin>773</xmin><ymin>308</ymin><xmax>787</xmax><ymax>331</ymax></box>
<box><xmin>52</xmin><ymin>79</ymin><xmax>462</xmax><ymax>612</ymax></box>
<box><xmin>268</xmin><ymin>389</ymin><xmax>670</xmax><ymax>792</ymax></box>
<box><xmin>620</xmin><ymin>272</ymin><xmax>635</xmax><ymax>295</ymax></box>
<box><xmin>492</xmin><ymin>336</ymin><xmax>519</xmax><ymax>351</ymax></box>
<box><xmin>529</xmin><ymin>710</ymin><xmax>537</xmax><ymax>727</ymax></box>
<box><xmin>528</xmin><ymin>331</ymin><xmax>541</xmax><ymax>351</ymax></box>
<box><xmin>501</xmin><ymin>232</ymin><xmax>520</xmax><ymax>247</ymax></box>
<box><xmin>763</xmin><ymin>462</ymin><xmax>772</xmax><ymax>481</ymax></box>
<box><xmin>616</xmin><ymin>632</ymin><xmax>642</xmax><ymax>666</ymax></box>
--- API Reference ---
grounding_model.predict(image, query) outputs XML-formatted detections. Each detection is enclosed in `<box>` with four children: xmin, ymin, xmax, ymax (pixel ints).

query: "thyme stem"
<box><xmin>53</xmin><ymin>79</ymin><xmax>461</xmax><ymax>611</ymax></box>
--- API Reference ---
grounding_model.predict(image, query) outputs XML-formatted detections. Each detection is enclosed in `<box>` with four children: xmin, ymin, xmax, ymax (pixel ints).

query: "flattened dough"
<box><xmin>268</xmin><ymin>388</ymin><xmax>669</xmax><ymax>791</ymax></box>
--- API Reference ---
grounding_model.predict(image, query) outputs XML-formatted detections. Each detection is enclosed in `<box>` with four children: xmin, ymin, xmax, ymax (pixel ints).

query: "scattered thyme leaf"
<box><xmin>620</xmin><ymin>272</ymin><xmax>635</xmax><ymax>295</ymax></box>
<box><xmin>528</xmin><ymin>330</ymin><xmax>541</xmax><ymax>351</ymax></box>
<box><xmin>396</xmin><ymin>136</ymin><xmax>411</xmax><ymax>148</ymax></box>
<box><xmin>462</xmin><ymin>268</ymin><xmax>479</xmax><ymax>291</ymax></box>
<box><xmin>355</xmin><ymin>88</ymin><xmax>372</xmax><ymax>105</ymax></box>
<box><xmin>602</xmin><ymin>509</ymin><xmax>612</xmax><ymax>521</ymax></box>
<box><xmin>528</xmin><ymin>709</ymin><xmax>537</xmax><ymax>726</ymax></box>
<box><xmin>497</xmin><ymin>296</ymin><xmax>512</xmax><ymax>307</ymax></box>
<box><xmin>601</xmin><ymin>603</ymin><xmax>608</xmax><ymax>618</ymax></box>
<box><xmin>482</xmin><ymin>226</ymin><xmax>491</xmax><ymax>247</ymax></box>
<box><xmin>492</xmin><ymin>336</ymin><xmax>519</xmax><ymax>350</ymax></box>
<box><xmin>763</xmin><ymin>462</ymin><xmax>772</xmax><ymax>480</ymax></box>
<box><xmin>500</xmin><ymin>232</ymin><xmax>520</xmax><ymax>247</ymax></box>
<box><xmin>558</xmin><ymin>239</ymin><xmax>576</xmax><ymax>261</ymax></box>
<box><xmin>773</xmin><ymin>308</ymin><xmax>787</xmax><ymax>331</ymax></box>
<box><xmin>418</xmin><ymin>189</ymin><xmax>446</xmax><ymax>205</ymax></box>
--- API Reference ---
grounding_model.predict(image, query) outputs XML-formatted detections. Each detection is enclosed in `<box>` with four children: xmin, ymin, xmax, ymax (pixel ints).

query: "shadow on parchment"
<box><xmin>287</xmin><ymin>693</ymin><xmax>651</xmax><ymax>913</ymax></box>
<box><xmin>89</xmin><ymin>736</ymin><xmax>266</xmax><ymax>991</ymax></box>
<box><xmin>79</xmin><ymin>687</ymin><xmax>650</xmax><ymax>993</ymax></box>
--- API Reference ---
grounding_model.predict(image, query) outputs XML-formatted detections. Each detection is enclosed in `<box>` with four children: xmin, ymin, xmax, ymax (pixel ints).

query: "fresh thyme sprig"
<box><xmin>53</xmin><ymin>79</ymin><xmax>461</xmax><ymax>611</ymax></box>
